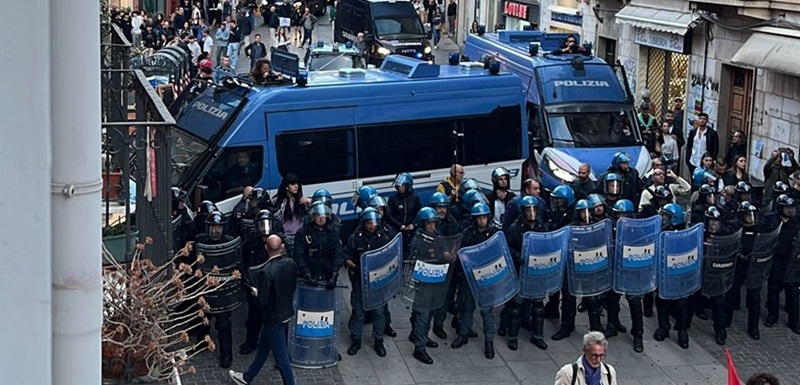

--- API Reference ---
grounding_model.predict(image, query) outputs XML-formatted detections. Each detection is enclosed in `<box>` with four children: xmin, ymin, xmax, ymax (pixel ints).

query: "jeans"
<box><xmin>447</xmin><ymin>16</ymin><xmax>456</xmax><ymax>34</ymax></box>
<box><xmin>433</xmin><ymin>29</ymin><xmax>441</xmax><ymax>46</ymax></box>
<box><xmin>215</xmin><ymin>43</ymin><xmax>228</xmax><ymax>65</ymax></box>
<box><xmin>349</xmin><ymin>279</ymin><xmax>385</xmax><ymax>341</ymax></box>
<box><xmin>457</xmin><ymin>276</ymin><xmax>496</xmax><ymax>341</ymax></box>
<box><xmin>243</xmin><ymin>322</ymin><xmax>295</xmax><ymax>385</ymax></box>
<box><xmin>227</xmin><ymin>42</ymin><xmax>241</xmax><ymax>69</ymax></box>
<box><xmin>302</xmin><ymin>28</ymin><xmax>313</xmax><ymax>47</ymax></box>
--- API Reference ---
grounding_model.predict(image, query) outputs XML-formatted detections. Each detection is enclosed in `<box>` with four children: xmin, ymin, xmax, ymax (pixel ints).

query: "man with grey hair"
<box><xmin>554</xmin><ymin>331</ymin><xmax>617</xmax><ymax>385</ymax></box>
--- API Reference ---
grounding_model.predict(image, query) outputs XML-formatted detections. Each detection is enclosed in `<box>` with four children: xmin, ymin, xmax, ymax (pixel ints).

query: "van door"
<box><xmin>266</xmin><ymin>107</ymin><xmax>359</xmax><ymax>218</ymax></box>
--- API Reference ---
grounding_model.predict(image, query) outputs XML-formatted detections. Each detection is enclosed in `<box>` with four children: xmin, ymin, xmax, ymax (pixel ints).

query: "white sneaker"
<box><xmin>434</xmin><ymin>45</ymin><xmax>438</xmax><ymax>50</ymax></box>
<box><xmin>228</xmin><ymin>370</ymin><xmax>248</xmax><ymax>385</ymax></box>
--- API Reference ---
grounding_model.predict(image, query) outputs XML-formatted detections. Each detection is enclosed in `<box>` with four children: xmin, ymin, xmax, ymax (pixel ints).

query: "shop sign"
<box><xmin>634</xmin><ymin>27</ymin><xmax>685</xmax><ymax>54</ymax></box>
<box><xmin>551</xmin><ymin>12</ymin><xmax>582</xmax><ymax>26</ymax></box>
<box><xmin>504</xmin><ymin>1</ymin><xmax>529</xmax><ymax>20</ymax></box>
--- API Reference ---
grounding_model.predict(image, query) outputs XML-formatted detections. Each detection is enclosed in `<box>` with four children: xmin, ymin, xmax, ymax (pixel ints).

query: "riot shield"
<box><xmin>240</xmin><ymin>217</ymin><xmax>255</xmax><ymax>235</ymax></box>
<box><xmin>360</xmin><ymin>234</ymin><xmax>403</xmax><ymax>311</ymax></box>
<box><xmin>196</xmin><ymin>236</ymin><xmax>244</xmax><ymax>314</ymax></box>
<box><xmin>658</xmin><ymin>224</ymin><xmax>704</xmax><ymax>300</ymax></box>
<box><xmin>403</xmin><ymin>234</ymin><xmax>462</xmax><ymax>311</ymax></box>
<box><xmin>567</xmin><ymin>219</ymin><xmax>614</xmax><ymax>297</ymax></box>
<box><xmin>784</xmin><ymin>239</ymin><xmax>800</xmax><ymax>283</ymax></box>
<box><xmin>745</xmin><ymin>224</ymin><xmax>781</xmax><ymax>289</ymax></box>
<box><xmin>288</xmin><ymin>283</ymin><xmax>341</xmax><ymax>369</ymax></box>
<box><xmin>458</xmin><ymin>232</ymin><xmax>519</xmax><ymax>309</ymax></box>
<box><xmin>613</xmin><ymin>217</ymin><xmax>661</xmax><ymax>296</ymax></box>
<box><xmin>701</xmin><ymin>229</ymin><xmax>742</xmax><ymax>297</ymax></box>
<box><xmin>518</xmin><ymin>227</ymin><xmax>570</xmax><ymax>300</ymax></box>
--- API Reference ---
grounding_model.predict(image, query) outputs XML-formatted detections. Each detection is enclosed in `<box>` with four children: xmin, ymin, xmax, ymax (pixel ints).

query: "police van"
<box><xmin>170</xmin><ymin>52</ymin><xmax>526</xmax><ymax>221</ymax></box>
<box><xmin>464</xmin><ymin>30</ymin><xmax>650</xmax><ymax>189</ymax></box>
<box><xmin>334</xmin><ymin>0</ymin><xmax>434</xmax><ymax>65</ymax></box>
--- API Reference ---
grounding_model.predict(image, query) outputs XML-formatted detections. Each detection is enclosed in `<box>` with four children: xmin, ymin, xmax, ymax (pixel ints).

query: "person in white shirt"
<box><xmin>202</xmin><ymin>29</ymin><xmax>214</xmax><ymax>56</ymax></box>
<box><xmin>187</xmin><ymin>35</ymin><xmax>202</xmax><ymax>65</ymax></box>
<box><xmin>132</xmin><ymin>11</ymin><xmax>144</xmax><ymax>46</ymax></box>
<box><xmin>555</xmin><ymin>332</ymin><xmax>618</xmax><ymax>385</ymax></box>
<box><xmin>659</xmin><ymin>121</ymin><xmax>679</xmax><ymax>163</ymax></box>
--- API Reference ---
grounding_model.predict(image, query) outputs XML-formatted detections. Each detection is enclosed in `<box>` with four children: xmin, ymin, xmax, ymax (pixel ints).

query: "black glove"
<box><xmin>303</xmin><ymin>273</ymin><xmax>317</xmax><ymax>286</ymax></box>
<box><xmin>325</xmin><ymin>273</ymin><xmax>339</xmax><ymax>290</ymax></box>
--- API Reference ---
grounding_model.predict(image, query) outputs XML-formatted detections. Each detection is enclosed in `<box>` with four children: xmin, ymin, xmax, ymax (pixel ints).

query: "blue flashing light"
<box><xmin>345</xmin><ymin>41</ymin><xmax>353</xmax><ymax>49</ymax></box>
<box><xmin>448</xmin><ymin>52</ymin><xmax>460</xmax><ymax>65</ymax></box>
<box><xmin>296</xmin><ymin>70</ymin><xmax>308</xmax><ymax>87</ymax></box>
<box><xmin>316</xmin><ymin>41</ymin><xmax>325</xmax><ymax>48</ymax></box>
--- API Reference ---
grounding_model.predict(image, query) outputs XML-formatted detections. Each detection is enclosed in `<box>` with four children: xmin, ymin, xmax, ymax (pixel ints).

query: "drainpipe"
<box><xmin>50</xmin><ymin>0</ymin><xmax>103</xmax><ymax>384</ymax></box>
<box><xmin>0</xmin><ymin>0</ymin><xmax>52</xmax><ymax>384</ymax></box>
<box><xmin>701</xmin><ymin>22</ymin><xmax>711</xmax><ymax>111</ymax></box>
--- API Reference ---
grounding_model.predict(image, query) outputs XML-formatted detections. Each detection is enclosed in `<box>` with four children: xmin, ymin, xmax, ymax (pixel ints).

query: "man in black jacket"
<box><xmin>229</xmin><ymin>235</ymin><xmax>297</xmax><ymax>385</ymax></box>
<box><xmin>685</xmin><ymin>113</ymin><xmax>719</xmax><ymax>174</ymax></box>
<box><xmin>244</xmin><ymin>33</ymin><xmax>267</xmax><ymax>69</ymax></box>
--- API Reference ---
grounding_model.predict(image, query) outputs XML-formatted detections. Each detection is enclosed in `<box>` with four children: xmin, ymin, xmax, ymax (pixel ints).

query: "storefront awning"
<box><xmin>731</xmin><ymin>32</ymin><xmax>800</xmax><ymax>77</ymax></box>
<box><xmin>615</xmin><ymin>5</ymin><xmax>700</xmax><ymax>35</ymax></box>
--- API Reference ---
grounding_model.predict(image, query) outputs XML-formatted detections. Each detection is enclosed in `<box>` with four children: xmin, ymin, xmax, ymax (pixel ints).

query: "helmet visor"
<box><xmin>605</xmin><ymin>180</ymin><xmax>622</xmax><ymax>196</ymax></box>
<box><xmin>257</xmin><ymin>219</ymin><xmax>273</xmax><ymax>235</ymax></box>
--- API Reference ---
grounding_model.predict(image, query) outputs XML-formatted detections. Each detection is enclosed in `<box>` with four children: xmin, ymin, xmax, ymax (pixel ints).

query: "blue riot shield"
<box><xmin>658</xmin><ymin>224</ymin><xmax>704</xmax><ymax>300</ymax></box>
<box><xmin>567</xmin><ymin>219</ymin><xmax>614</xmax><ymax>296</ymax></box>
<box><xmin>360</xmin><ymin>234</ymin><xmax>403</xmax><ymax>311</ymax></box>
<box><xmin>458</xmin><ymin>232</ymin><xmax>519</xmax><ymax>309</ymax></box>
<box><xmin>288</xmin><ymin>283</ymin><xmax>341</xmax><ymax>369</ymax></box>
<box><xmin>518</xmin><ymin>227</ymin><xmax>570</xmax><ymax>300</ymax></box>
<box><xmin>613</xmin><ymin>216</ymin><xmax>661</xmax><ymax>296</ymax></box>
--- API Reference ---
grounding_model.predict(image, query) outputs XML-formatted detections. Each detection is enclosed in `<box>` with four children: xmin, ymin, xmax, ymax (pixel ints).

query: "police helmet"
<box><xmin>360</xmin><ymin>207</ymin><xmax>381</xmax><ymax>226</ymax></box>
<box><xmin>575</xmin><ymin>199</ymin><xmax>591</xmax><ymax>223</ymax></box>
<box><xmin>604</xmin><ymin>173</ymin><xmax>624</xmax><ymax>196</ymax></box>
<box><xmin>429</xmin><ymin>192</ymin><xmax>450</xmax><ymax>208</ymax></box>
<box><xmin>705</xmin><ymin>206</ymin><xmax>722</xmax><ymax>220</ymax></box>
<box><xmin>470</xmin><ymin>202</ymin><xmax>491</xmax><ymax>217</ymax></box>
<box><xmin>551</xmin><ymin>185</ymin><xmax>576</xmax><ymax>207</ymax></box>
<box><xmin>171</xmin><ymin>187</ymin><xmax>187</xmax><ymax>211</ymax></box>
<box><xmin>491</xmin><ymin>167</ymin><xmax>511</xmax><ymax>186</ymax></box>
<box><xmin>776</xmin><ymin>194</ymin><xmax>797</xmax><ymax>218</ymax></box>
<box><xmin>699</xmin><ymin>184</ymin><xmax>717</xmax><ymax>196</ymax></box>
<box><xmin>611</xmin><ymin>152</ymin><xmax>633</xmax><ymax>169</ymax></box>
<box><xmin>312</xmin><ymin>189</ymin><xmax>333</xmax><ymax>207</ymax></box>
<box><xmin>575</xmin><ymin>199</ymin><xmax>590</xmax><ymax>211</ymax></box>
<box><xmin>734</xmin><ymin>181</ymin><xmax>753</xmax><ymax>201</ymax></box>
<box><xmin>463</xmin><ymin>189</ymin><xmax>489</xmax><ymax>208</ymax></box>
<box><xmin>659</xmin><ymin>203</ymin><xmax>684</xmax><ymax>227</ymax></box>
<box><xmin>692</xmin><ymin>168</ymin><xmax>717</xmax><ymax>188</ymax></box>
<box><xmin>353</xmin><ymin>185</ymin><xmax>378</xmax><ymax>209</ymax></box>
<box><xmin>198</xmin><ymin>200</ymin><xmax>217</xmax><ymax>214</ymax></box>
<box><xmin>368</xmin><ymin>195</ymin><xmax>388</xmax><ymax>210</ymax></box>
<box><xmin>737</xmin><ymin>201</ymin><xmax>759</xmax><ymax>226</ymax></box>
<box><xmin>255</xmin><ymin>209</ymin><xmax>276</xmax><ymax>235</ymax></box>
<box><xmin>613</xmin><ymin>199</ymin><xmax>635</xmax><ymax>214</ymax></box>
<box><xmin>394</xmin><ymin>172</ymin><xmax>414</xmax><ymax>192</ymax></box>
<box><xmin>587</xmin><ymin>194</ymin><xmax>604</xmax><ymax>209</ymax></box>
<box><xmin>652</xmin><ymin>185</ymin><xmax>673</xmax><ymax>207</ymax></box>
<box><xmin>416</xmin><ymin>207</ymin><xmax>438</xmax><ymax>224</ymax></box>
<box><xmin>205</xmin><ymin>210</ymin><xmax>227</xmax><ymax>239</ymax></box>
<box><xmin>248</xmin><ymin>187</ymin><xmax>268</xmax><ymax>207</ymax></box>
<box><xmin>309</xmin><ymin>201</ymin><xmax>332</xmax><ymax>219</ymax></box>
<box><xmin>520</xmin><ymin>196</ymin><xmax>539</xmax><ymax>221</ymax></box>
<box><xmin>773</xmin><ymin>181</ymin><xmax>790</xmax><ymax>195</ymax></box>
<box><xmin>459</xmin><ymin>178</ymin><xmax>480</xmax><ymax>196</ymax></box>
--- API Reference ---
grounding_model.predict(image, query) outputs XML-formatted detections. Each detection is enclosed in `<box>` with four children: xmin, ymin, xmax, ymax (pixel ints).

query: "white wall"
<box><xmin>0</xmin><ymin>0</ymin><xmax>52</xmax><ymax>384</ymax></box>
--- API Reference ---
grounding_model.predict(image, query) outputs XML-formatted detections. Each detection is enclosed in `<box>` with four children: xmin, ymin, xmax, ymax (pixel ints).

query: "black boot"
<box><xmin>746</xmin><ymin>290</ymin><xmax>761</xmax><ymax>340</ymax></box>
<box><xmin>643</xmin><ymin>292</ymin><xmax>654</xmax><ymax>318</ymax></box>
<box><xmin>497</xmin><ymin>305</ymin><xmax>511</xmax><ymax>337</ymax></box>
<box><xmin>678</xmin><ymin>330</ymin><xmax>689</xmax><ymax>349</ymax></box>
<box><xmin>787</xmin><ymin>287</ymin><xmax>800</xmax><ymax>334</ymax></box>
<box><xmin>347</xmin><ymin>339</ymin><xmax>362</xmax><ymax>356</ymax></box>
<box><xmin>544</xmin><ymin>293</ymin><xmax>560</xmax><ymax>319</ymax></box>
<box><xmin>530</xmin><ymin>302</ymin><xmax>547</xmax><ymax>350</ymax></box>
<box><xmin>520</xmin><ymin>300</ymin><xmax>533</xmax><ymax>331</ymax></box>
<box><xmin>413</xmin><ymin>348</ymin><xmax>433</xmax><ymax>365</ymax></box>
<box><xmin>552</xmin><ymin>327</ymin><xmax>573</xmax><ymax>341</ymax></box>
<box><xmin>507</xmin><ymin>307</ymin><xmax>521</xmax><ymax>351</ymax></box>
<box><xmin>633</xmin><ymin>335</ymin><xmax>644</xmax><ymax>353</ymax></box>
<box><xmin>374</xmin><ymin>339</ymin><xmax>387</xmax><ymax>357</ymax></box>
<box><xmin>588</xmin><ymin>300</ymin><xmax>603</xmax><ymax>332</ymax></box>
<box><xmin>451</xmin><ymin>335</ymin><xmax>469</xmax><ymax>349</ymax></box>
<box><xmin>484</xmin><ymin>340</ymin><xmax>494</xmax><ymax>359</ymax></box>
<box><xmin>714</xmin><ymin>329</ymin><xmax>727</xmax><ymax>346</ymax></box>
<box><xmin>384</xmin><ymin>325</ymin><xmax>397</xmax><ymax>338</ymax></box>
<box><xmin>653</xmin><ymin>297</ymin><xmax>671</xmax><ymax>341</ymax></box>
<box><xmin>432</xmin><ymin>326</ymin><xmax>447</xmax><ymax>340</ymax></box>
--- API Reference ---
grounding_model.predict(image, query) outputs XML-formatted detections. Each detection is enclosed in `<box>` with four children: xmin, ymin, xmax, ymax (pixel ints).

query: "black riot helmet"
<box><xmin>704</xmin><ymin>206</ymin><xmax>723</xmax><ymax>234</ymax></box>
<box><xmin>255</xmin><ymin>209</ymin><xmax>275</xmax><ymax>236</ymax></box>
<box><xmin>737</xmin><ymin>201</ymin><xmax>758</xmax><ymax>227</ymax></box>
<box><xmin>171</xmin><ymin>187</ymin><xmax>187</xmax><ymax>209</ymax></box>
<box><xmin>651</xmin><ymin>185</ymin><xmax>673</xmax><ymax>209</ymax></box>
<box><xmin>774</xmin><ymin>181</ymin><xmax>790</xmax><ymax>195</ymax></box>
<box><xmin>776</xmin><ymin>194</ymin><xmax>797</xmax><ymax>219</ymax></box>
<box><xmin>205</xmin><ymin>210</ymin><xmax>227</xmax><ymax>240</ymax></box>
<box><xmin>248</xmin><ymin>187</ymin><xmax>269</xmax><ymax>210</ymax></box>
<box><xmin>734</xmin><ymin>181</ymin><xmax>753</xmax><ymax>203</ymax></box>
<box><xmin>698</xmin><ymin>184</ymin><xmax>717</xmax><ymax>206</ymax></box>
<box><xmin>198</xmin><ymin>200</ymin><xmax>217</xmax><ymax>215</ymax></box>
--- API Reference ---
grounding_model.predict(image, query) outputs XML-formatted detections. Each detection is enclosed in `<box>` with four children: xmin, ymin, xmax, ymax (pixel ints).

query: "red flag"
<box><xmin>725</xmin><ymin>348</ymin><xmax>743</xmax><ymax>385</ymax></box>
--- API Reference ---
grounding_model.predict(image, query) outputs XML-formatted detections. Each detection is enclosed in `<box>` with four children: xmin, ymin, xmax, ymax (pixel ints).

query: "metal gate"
<box><xmin>645</xmin><ymin>48</ymin><xmax>689</xmax><ymax>118</ymax></box>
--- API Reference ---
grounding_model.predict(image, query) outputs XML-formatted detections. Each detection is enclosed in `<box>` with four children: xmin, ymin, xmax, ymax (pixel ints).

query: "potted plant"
<box><xmin>102</xmin><ymin>238</ymin><xmax>240</xmax><ymax>383</ymax></box>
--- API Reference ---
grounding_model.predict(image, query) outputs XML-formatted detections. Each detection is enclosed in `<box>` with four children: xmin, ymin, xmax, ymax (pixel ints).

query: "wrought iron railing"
<box><xmin>102</xmin><ymin>23</ymin><xmax>175</xmax><ymax>266</ymax></box>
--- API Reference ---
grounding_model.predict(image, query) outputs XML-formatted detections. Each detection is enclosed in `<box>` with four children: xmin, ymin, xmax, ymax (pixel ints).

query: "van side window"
<box><xmin>201</xmin><ymin>146</ymin><xmax>264</xmax><ymax>202</ymax></box>
<box><xmin>357</xmin><ymin>120</ymin><xmax>455</xmax><ymax>178</ymax></box>
<box><xmin>527</xmin><ymin>103</ymin><xmax>542</xmax><ymax>138</ymax></box>
<box><xmin>275</xmin><ymin>128</ymin><xmax>356</xmax><ymax>184</ymax></box>
<box><xmin>462</xmin><ymin>105</ymin><xmax>523</xmax><ymax>165</ymax></box>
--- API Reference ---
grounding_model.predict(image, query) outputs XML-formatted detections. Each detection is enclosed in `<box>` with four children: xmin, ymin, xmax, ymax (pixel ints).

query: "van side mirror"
<box><xmin>193</xmin><ymin>185</ymin><xmax>208</xmax><ymax>209</ymax></box>
<box><xmin>528</xmin><ymin>132</ymin><xmax>544</xmax><ymax>151</ymax></box>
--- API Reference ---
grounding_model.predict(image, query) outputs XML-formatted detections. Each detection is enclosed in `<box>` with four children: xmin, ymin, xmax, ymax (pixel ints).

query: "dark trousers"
<box><xmin>767</xmin><ymin>274</ymin><xmax>800</xmax><ymax>328</ymax></box>
<box><xmin>656</xmin><ymin>296</ymin><xmax>690</xmax><ymax>331</ymax></box>
<box><xmin>196</xmin><ymin>311</ymin><xmax>233</xmax><ymax>364</ymax></box>
<box><xmin>606</xmin><ymin>291</ymin><xmax>644</xmax><ymax>336</ymax></box>
<box><xmin>433</xmin><ymin>273</ymin><xmax>459</xmax><ymax>328</ymax></box>
<box><xmin>302</xmin><ymin>28</ymin><xmax>313</xmax><ymax>46</ymax></box>
<box><xmin>243</xmin><ymin>322</ymin><xmax>296</xmax><ymax>385</ymax></box>
<box><xmin>244</xmin><ymin>293</ymin><xmax>263</xmax><ymax>347</ymax></box>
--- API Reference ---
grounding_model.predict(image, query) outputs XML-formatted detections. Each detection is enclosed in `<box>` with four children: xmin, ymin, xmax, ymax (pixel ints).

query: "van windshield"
<box><xmin>372</xmin><ymin>2</ymin><xmax>425</xmax><ymax>38</ymax></box>
<box><xmin>547</xmin><ymin>110</ymin><xmax>639</xmax><ymax>148</ymax></box>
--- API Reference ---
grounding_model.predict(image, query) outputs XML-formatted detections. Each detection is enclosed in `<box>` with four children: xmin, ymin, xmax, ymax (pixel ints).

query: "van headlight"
<box><xmin>424</xmin><ymin>46</ymin><xmax>432</xmax><ymax>54</ymax></box>
<box><xmin>377</xmin><ymin>47</ymin><xmax>392</xmax><ymax>56</ymax></box>
<box><xmin>547</xmin><ymin>159</ymin><xmax>577</xmax><ymax>183</ymax></box>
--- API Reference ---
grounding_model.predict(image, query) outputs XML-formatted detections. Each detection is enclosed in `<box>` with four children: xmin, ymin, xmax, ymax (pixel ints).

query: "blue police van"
<box><xmin>463</xmin><ymin>30</ymin><xmax>650</xmax><ymax>190</ymax></box>
<box><xmin>170</xmin><ymin>52</ymin><xmax>527</xmax><ymax>220</ymax></box>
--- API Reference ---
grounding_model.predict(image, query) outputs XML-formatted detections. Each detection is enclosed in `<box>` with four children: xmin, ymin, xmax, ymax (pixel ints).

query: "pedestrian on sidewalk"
<box><xmin>300</xmin><ymin>7</ymin><xmax>317</xmax><ymax>48</ymax></box>
<box><xmin>214</xmin><ymin>22</ymin><xmax>230</xmax><ymax>65</ymax></box>
<box><xmin>276</xmin><ymin>27</ymin><xmax>290</xmax><ymax>51</ymax></box>
<box><xmin>229</xmin><ymin>234</ymin><xmax>297</xmax><ymax>385</ymax></box>
<box><xmin>244</xmin><ymin>33</ymin><xmax>267</xmax><ymax>69</ymax></box>
<box><xmin>554</xmin><ymin>332</ymin><xmax>618</xmax><ymax>385</ymax></box>
<box><xmin>237</xmin><ymin>7</ymin><xmax>253</xmax><ymax>48</ymax></box>
<box><xmin>431</xmin><ymin>8</ymin><xmax>443</xmax><ymax>50</ymax></box>
<box><xmin>226</xmin><ymin>19</ymin><xmax>243</xmax><ymax>69</ymax></box>
<box><xmin>446</xmin><ymin>0</ymin><xmax>457</xmax><ymax>36</ymax></box>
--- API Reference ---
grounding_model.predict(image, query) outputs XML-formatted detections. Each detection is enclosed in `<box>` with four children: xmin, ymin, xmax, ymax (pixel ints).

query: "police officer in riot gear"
<box><xmin>734</xmin><ymin>181</ymin><xmax>756</xmax><ymax>207</ymax></box>
<box><xmin>455</xmin><ymin>178</ymin><xmax>481</xmax><ymax>221</ymax></box>
<box><xmin>239</xmin><ymin>209</ymin><xmax>284</xmax><ymax>354</ymax></box>
<box><xmin>599</xmin><ymin>152</ymin><xmax>643</xmax><ymax>206</ymax></box>
<box><xmin>195</xmin><ymin>200</ymin><xmax>218</xmax><ymax>232</ymax></box>
<box><xmin>653</xmin><ymin>204</ymin><xmax>691</xmax><ymax>349</ymax></box>
<box><xmin>691</xmin><ymin>184</ymin><xmax>718</xmax><ymax>224</ymax></box>
<box><xmin>701</xmin><ymin>206</ymin><xmax>740</xmax><ymax>345</ymax></box>
<box><xmin>640</xmin><ymin>185</ymin><xmax>673</xmax><ymax>218</ymax></box>
<box><xmin>408</xmin><ymin>207</ymin><xmax>445</xmax><ymax>365</ymax></box>
<box><xmin>765</xmin><ymin>194</ymin><xmax>800</xmax><ymax>334</ymax></box>
<box><xmin>192</xmin><ymin>210</ymin><xmax>240</xmax><ymax>368</ymax></box>
<box><xmin>369</xmin><ymin>196</ymin><xmax>397</xmax><ymax>238</ymax></box>
<box><xmin>587</xmin><ymin>194</ymin><xmax>609</xmax><ymax>223</ymax></box>
<box><xmin>430</xmin><ymin>192</ymin><xmax>460</xmax><ymax>237</ymax></box>
<box><xmin>344</xmin><ymin>207</ymin><xmax>392</xmax><ymax>357</ymax></box>
<box><xmin>553</xmin><ymin>199</ymin><xmax>592</xmax><ymax>341</ymax></box>
<box><xmin>294</xmin><ymin>202</ymin><xmax>345</xmax><ymax>288</ymax></box>
<box><xmin>235</xmin><ymin>187</ymin><xmax>271</xmax><ymax>237</ymax></box>
<box><xmin>763</xmin><ymin>181</ymin><xmax>790</xmax><ymax>212</ymax></box>
<box><xmin>612</xmin><ymin>199</ymin><xmax>635</xmax><ymax>221</ymax></box>
<box><xmin>452</xmin><ymin>202</ymin><xmax>498</xmax><ymax>359</ymax></box>
<box><xmin>543</xmin><ymin>185</ymin><xmax>576</xmax><ymax>319</ymax></box>
<box><xmin>352</xmin><ymin>185</ymin><xmax>378</xmax><ymax>210</ymax></box>
<box><xmin>171</xmin><ymin>187</ymin><xmax>196</xmax><ymax>253</ymax></box>
<box><xmin>603</xmin><ymin>199</ymin><xmax>638</xmax><ymax>351</ymax></box>
<box><xmin>310</xmin><ymin>188</ymin><xmax>342</xmax><ymax>234</ymax></box>
<box><xmin>603</xmin><ymin>173</ymin><xmax>624</xmax><ymax>207</ymax></box>
<box><xmin>503</xmin><ymin>196</ymin><xmax>550</xmax><ymax>350</ymax></box>
<box><xmin>429</xmin><ymin>192</ymin><xmax>464</xmax><ymax>340</ymax></box>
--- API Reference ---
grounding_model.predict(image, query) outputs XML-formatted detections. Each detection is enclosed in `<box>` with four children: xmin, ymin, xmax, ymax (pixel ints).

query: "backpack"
<box><xmin>571</xmin><ymin>362</ymin><xmax>612</xmax><ymax>385</ymax></box>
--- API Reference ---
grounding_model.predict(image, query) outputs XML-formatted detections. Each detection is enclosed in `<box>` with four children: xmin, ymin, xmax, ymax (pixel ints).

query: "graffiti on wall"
<box><xmin>622</xmin><ymin>58</ymin><xmax>637</xmax><ymax>95</ymax></box>
<box><xmin>690</xmin><ymin>74</ymin><xmax>720</xmax><ymax>100</ymax></box>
